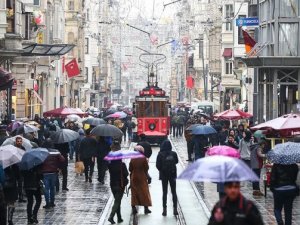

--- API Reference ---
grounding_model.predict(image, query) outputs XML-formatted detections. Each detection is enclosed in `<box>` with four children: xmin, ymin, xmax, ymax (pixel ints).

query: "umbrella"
<box><xmin>2</xmin><ymin>135</ymin><xmax>33</xmax><ymax>150</ymax></box>
<box><xmin>24</xmin><ymin>121</ymin><xmax>40</xmax><ymax>126</ymax></box>
<box><xmin>19</xmin><ymin>148</ymin><xmax>49</xmax><ymax>170</ymax></box>
<box><xmin>104</xmin><ymin>149</ymin><xmax>145</xmax><ymax>161</ymax></box>
<box><xmin>91</xmin><ymin>124</ymin><xmax>123</xmax><ymax>137</ymax></box>
<box><xmin>83</xmin><ymin>117</ymin><xmax>106</xmax><ymax>126</ymax></box>
<box><xmin>0</xmin><ymin>145</ymin><xmax>25</xmax><ymax>168</ymax></box>
<box><xmin>186</xmin><ymin>124</ymin><xmax>201</xmax><ymax>131</ymax></box>
<box><xmin>50</xmin><ymin>129</ymin><xmax>79</xmax><ymax>144</ymax></box>
<box><xmin>16</xmin><ymin>124</ymin><xmax>40</xmax><ymax>134</ymax></box>
<box><xmin>178</xmin><ymin>156</ymin><xmax>259</xmax><ymax>182</ymax></box>
<box><xmin>253</xmin><ymin>130</ymin><xmax>266</xmax><ymax>140</ymax></box>
<box><xmin>43</xmin><ymin>106</ymin><xmax>86</xmax><ymax>118</ymax></box>
<box><xmin>207</xmin><ymin>146</ymin><xmax>240</xmax><ymax>158</ymax></box>
<box><xmin>114</xmin><ymin>111</ymin><xmax>127</xmax><ymax>119</ymax></box>
<box><xmin>214</xmin><ymin>109</ymin><xmax>252</xmax><ymax>120</ymax></box>
<box><xmin>252</xmin><ymin>113</ymin><xmax>300</xmax><ymax>132</ymax></box>
<box><xmin>191</xmin><ymin>125</ymin><xmax>216</xmax><ymax>135</ymax></box>
<box><xmin>66</xmin><ymin>114</ymin><xmax>81</xmax><ymax>122</ymax></box>
<box><xmin>9</xmin><ymin>121</ymin><xmax>23</xmax><ymax>132</ymax></box>
<box><xmin>267</xmin><ymin>142</ymin><xmax>300</xmax><ymax>165</ymax></box>
<box><xmin>106</xmin><ymin>113</ymin><xmax>121</xmax><ymax>119</ymax></box>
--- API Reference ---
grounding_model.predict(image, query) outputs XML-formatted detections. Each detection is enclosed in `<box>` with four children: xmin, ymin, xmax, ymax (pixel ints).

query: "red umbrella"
<box><xmin>43</xmin><ymin>106</ymin><xmax>86</xmax><ymax>118</ymax></box>
<box><xmin>251</xmin><ymin>114</ymin><xmax>300</xmax><ymax>133</ymax></box>
<box><xmin>214</xmin><ymin>109</ymin><xmax>252</xmax><ymax>120</ymax></box>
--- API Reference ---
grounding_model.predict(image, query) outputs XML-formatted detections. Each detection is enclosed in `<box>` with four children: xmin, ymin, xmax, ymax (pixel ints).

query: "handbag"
<box><xmin>75</xmin><ymin>161</ymin><xmax>85</xmax><ymax>174</ymax></box>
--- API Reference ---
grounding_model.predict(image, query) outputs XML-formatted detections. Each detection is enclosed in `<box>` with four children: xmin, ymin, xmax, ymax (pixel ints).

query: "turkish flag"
<box><xmin>65</xmin><ymin>59</ymin><xmax>80</xmax><ymax>78</ymax></box>
<box><xmin>186</xmin><ymin>76</ymin><xmax>194</xmax><ymax>89</ymax></box>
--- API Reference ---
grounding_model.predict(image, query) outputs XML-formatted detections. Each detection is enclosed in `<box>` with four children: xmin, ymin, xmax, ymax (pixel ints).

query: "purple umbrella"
<box><xmin>178</xmin><ymin>155</ymin><xmax>259</xmax><ymax>182</ymax></box>
<box><xmin>104</xmin><ymin>149</ymin><xmax>145</xmax><ymax>161</ymax></box>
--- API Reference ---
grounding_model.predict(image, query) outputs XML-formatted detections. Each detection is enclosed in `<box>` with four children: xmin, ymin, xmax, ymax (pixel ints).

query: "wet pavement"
<box><xmin>14</xmin><ymin>161</ymin><xmax>111</xmax><ymax>225</ymax></box>
<box><xmin>171</xmin><ymin>135</ymin><xmax>300</xmax><ymax>225</ymax></box>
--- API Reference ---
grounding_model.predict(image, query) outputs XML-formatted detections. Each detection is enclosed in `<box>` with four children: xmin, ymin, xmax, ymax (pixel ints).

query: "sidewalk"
<box><xmin>171</xmin><ymin>136</ymin><xmax>300</xmax><ymax>225</ymax></box>
<box><xmin>101</xmin><ymin>144</ymin><xmax>209</xmax><ymax>225</ymax></box>
<box><xmin>14</xmin><ymin>162</ymin><xmax>111</xmax><ymax>225</ymax></box>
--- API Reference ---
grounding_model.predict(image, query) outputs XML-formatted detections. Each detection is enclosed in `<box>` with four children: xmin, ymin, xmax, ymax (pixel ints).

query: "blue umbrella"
<box><xmin>178</xmin><ymin>155</ymin><xmax>259</xmax><ymax>182</ymax></box>
<box><xmin>191</xmin><ymin>125</ymin><xmax>217</xmax><ymax>135</ymax></box>
<box><xmin>267</xmin><ymin>142</ymin><xmax>300</xmax><ymax>165</ymax></box>
<box><xmin>186</xmin><ymin>124</ymin><xmax>201</xmax><ymax>131</ymax></box>
<box><xmin>19</xmin><ymin>148</ymin><xmax>49</xmax><ymax>170</ymax></box>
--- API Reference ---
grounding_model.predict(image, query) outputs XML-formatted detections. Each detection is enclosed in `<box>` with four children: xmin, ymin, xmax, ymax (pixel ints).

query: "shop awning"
<box><xmin>21</xmin><ymin>44</ymin><xmax>75</xmax><ymax>56</ymax></box>
<box><xmin>0</xmin><ymin>68</ymin><xmax>14</xmax><ymax>90</ymax></box>
<box><xmin>223</xmin><ymin>48</ymin><xmax>232</xmax><ymax>57</ymax></box>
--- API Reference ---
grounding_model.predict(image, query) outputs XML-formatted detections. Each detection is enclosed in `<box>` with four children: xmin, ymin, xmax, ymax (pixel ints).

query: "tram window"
<box><xmin>137</xmin><ymin>101</ymin><xmax>167</xmax><ymax>117</ymax></box>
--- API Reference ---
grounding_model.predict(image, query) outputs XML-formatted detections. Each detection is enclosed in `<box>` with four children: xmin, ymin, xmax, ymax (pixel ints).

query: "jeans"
<box><xmin>83</xmin><ymin>158</ymin><xmax>95</xmax><ymax>180</ymax></box>
<box><xmin>25</xmin><ymin>189</ymin><xmax>41</xmax><ymax>219</ymax></box>
<box><xmin>97</xmin><ymin>157</ymin><xmax>108</xmax><ymax>182</ymax></box>
<box><xmin>273</xmin><ymin>188</ymin><xmax>296</xmax><ymax>225</ymax></box>
<box><xmin>69</xmin><ymin>141</ymin><xmax>76</xmax><ymax>160</ymax></box>
<box><xmin>162</xmin><ymin>178</ymin><xmax>177</xmax><ymax>208</ymax></box>
<box><xmin>43</xmin><ymin>173</ymin><xmax>57</xmax><ymax>205</ymax></box>
<box><xmin>128</xmin><ymin>131</ymin><xmax>133</xmax><ymax>141</ymax></box>
<box><xmin>252</xmin><ymin>168</ymin><xmax>261</xmax><ymax>190</ymax></box>
<box><xmin>109</xmin><ymin>187</ymin><xmax>124</xmax><ymax>220</ymax></box>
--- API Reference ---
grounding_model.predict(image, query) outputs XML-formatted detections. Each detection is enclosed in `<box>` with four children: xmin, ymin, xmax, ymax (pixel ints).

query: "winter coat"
<box><xmin>132</xmin><ymin>117</ymin><xmax>138</xmax><ymax>132</ymax></box>
<box><xmin>208</xmin><ymin>194</ymin><xmax>264</xmax><ymax>225</ymax></box>
<box><xmin>23</xmin><ymin>167</ymin><xmax>42</xmax><ymax>190</ymax></box>
<box><xmin>3</xmin><ymin>164</ymin><xmax>19</xmax><ymax>202</ymax></box>
<box><xmin>78</xmin><ymin>136</ymin><xmax>98</xmax><ymax>160</ymax></box>
<box><xmin>270</xmin><ymin>164</ymin><xmax>299</xmax><ymax>190</ymax></box>
<box><xmin>108</xmin><ymin>160</ymin><xmax>129</xmax><ymax>191</ymax></box>
<box><xmin>41</xmin><ymin>153</ymin><xmax>65</xmax><ymax>174</ymax></box>
<box><xmin>250</xmin><ymin>144</ymin><xmax>265</xmax><ymax>169</ymax></box>
<box><xmin>239</xmin><ymin>139</ymin><xmax>251</xmax><ymax>161</ymax></box>
<box><xmin>225</xmin><ymin>141</ymin><xmax>239</xmax><ymax>150</ymax></box>
<box><xmin>55</xmin><ymin>143</ymin><xmax>70</xmax><ymax>158</ymax></box>
<box><xmin>129</xmin><ymin>158</ymin><xmax>152</xmax><ymax>206</ymax></box>
<box><xmin>0</xmin><ymin>165</ymin><xmax>4</xmax><ymax>186</ymax></box>
<box><xmin>97</xmin><ymin>139</ymin><xmax>110</xmax><ymax>159</ymax></box>
<box><xmin>156</xmin><ymin>140</ymin><xmax>178</xmax><ymax>180</ymax></box>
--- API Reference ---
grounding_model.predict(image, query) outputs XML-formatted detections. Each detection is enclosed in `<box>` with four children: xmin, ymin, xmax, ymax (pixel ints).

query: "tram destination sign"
<box><xmin>236</xmin><ymin>17</ymin><xmax>259</xmax><ymax>26</ymax></box>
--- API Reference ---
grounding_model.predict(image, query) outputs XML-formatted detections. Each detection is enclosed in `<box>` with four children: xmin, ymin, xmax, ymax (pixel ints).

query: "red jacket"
<box><xmin>41</xmin><ymin>153</ymin><xmax>65</xmax><ymax>174</ymax></box>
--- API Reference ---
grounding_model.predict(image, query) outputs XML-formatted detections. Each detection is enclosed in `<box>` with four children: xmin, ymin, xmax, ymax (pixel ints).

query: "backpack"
<box><xmin>161</xmin><ymin>153</ymin><xmax>176</xmax><ymax>176</ymax></box>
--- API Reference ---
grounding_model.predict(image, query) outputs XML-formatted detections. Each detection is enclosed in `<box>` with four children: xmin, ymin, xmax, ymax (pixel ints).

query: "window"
<box><xmin>68</xmin><ymin>0</ymin><xmax>74</xmax><ymax>10</ymax></box>
<box><xmin>33</xmin><ymin>0</ymin><xmax>40</xmax><ymax>6</ymax></box>
<box><xmin>84</xmin><ymin>38</ymin><xmax>89</xmax><ymax>54</ymax></box>
<box><xmin>225</xmin><ymin>61</ymin><xmax>233</xmax><ymax>75</ymax></box>
<box><xmin>238</xmin><ymin>15</ymin><xmax>246</xmax><ymax>44</ymax></box>
<box><xmin>225</xmin><ymin>4</ymin><xmax>234</xmax><ymax>18</ymax></box>
<box><xmin>225</xmin><ymin>22</ymin><xmax>232</xmax><ymax>31</ymax></box>
<box><xmin>6</xmin><ymin>0</ymin><xmax>15</xmax><ymax>33</ymax></box>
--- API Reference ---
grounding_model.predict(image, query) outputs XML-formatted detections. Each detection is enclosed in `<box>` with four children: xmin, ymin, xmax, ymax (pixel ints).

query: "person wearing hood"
<box><xmin>156</xmin><ymin>139</ymin><xmax>179</xmax><ymax>216</ymax></box>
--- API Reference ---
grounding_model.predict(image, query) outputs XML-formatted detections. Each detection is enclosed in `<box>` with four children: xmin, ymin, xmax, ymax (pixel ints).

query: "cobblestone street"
<box><xmin>14</xmin><ymin>162</ymin><xmax>110</xmax><ymax>225</ymax></box>
<box><xmin>171</xmin><ymin>136</ymin><xmax>300</xmax><ymax>225</ymax></box>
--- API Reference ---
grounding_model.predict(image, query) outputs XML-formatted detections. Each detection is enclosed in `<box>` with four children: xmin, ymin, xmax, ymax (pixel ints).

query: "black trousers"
<box><xmin>25</xmin><ymin>189</ymin><xmax>41</xmax><ymax>219</ymax></box>
<box><xmin>109</xmin><ymin>187</ymin><xmax>124</xmax><ymax>220</ymax></box>
<box><xmin>61</xmin><ymin>156</ymin><xmax>68</xmax><ymax>189</ymax></box>
<box><xmin>162</xmin><ymin>178</ymin><xmax>177</xmax><ymax>208</ymax></box>
<box><xmin>17</xmin><ymin>175</ymin><xmax>25</xmax><ymax>200</ymax></box>
<box><xmin>0</xmin><ymin>189</ymin><xmax>6</xmax><ymax>225</ymax></box>
<box><xmin>97</xmin><ymin>157</ymin><xmax>107</xmax><ymax>182</ymax></box>
<box><xmin>83</xmin><ymin>158</ymin><xmax>95</xmax><ymax>179</ymax></box>
<box><xmin>187</xmin><ymin>140</ymin><xmax>193</xmax><ymax>160</ymax></box>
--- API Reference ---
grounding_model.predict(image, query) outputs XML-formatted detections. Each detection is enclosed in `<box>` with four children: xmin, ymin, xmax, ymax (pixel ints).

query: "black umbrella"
<box><xmin>50</xmin><ymin>129</ymin><xmax>79</xmax><ymax>144</ymax></box>
<box><xmin>83</xmin><ymin>118</ymin><xmax>106</xmax><ymax>126</ymax></box>
<box><xmin>91</xmin><ymin>124</ymin><xmax>123</xmax><ymax>137</ymax></box>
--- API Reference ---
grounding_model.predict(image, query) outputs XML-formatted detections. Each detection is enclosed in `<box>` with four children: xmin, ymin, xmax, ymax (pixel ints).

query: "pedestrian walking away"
<box><xmin>270</xmin><ymin>163</ymin><xmax>299</xmax><ymax>225</ymax></box>
<box><xmin>156</xmin><ymin>139</ymin><xmax>179</xmax><ymax>216</ymax></box>
<box><xmin>129</xmin><ymin>146</ymin><xmax>152</xmax><ymax>215</ymax></box>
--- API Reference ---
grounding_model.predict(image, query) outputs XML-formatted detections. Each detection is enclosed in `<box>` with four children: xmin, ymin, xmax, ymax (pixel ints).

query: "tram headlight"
<box><xmin>149</xmin><ymin>123</ymin><xmax>156</xmax><ymax>130</ymax></box>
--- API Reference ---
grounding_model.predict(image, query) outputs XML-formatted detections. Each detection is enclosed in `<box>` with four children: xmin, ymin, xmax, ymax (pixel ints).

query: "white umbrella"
<box><xmin>2</xmin><ymin>135</ymin><xmax>33</xmax><ymax>150</ymax></box>
<box><xmin>66</xmin><ymin>114</ymin><xmax>82</xmax><ymax>122</ymax></box>
<box><xmin>0</xmin><ymin>145</ymin><xmax>25</xmax><ymax>168</ymax></box>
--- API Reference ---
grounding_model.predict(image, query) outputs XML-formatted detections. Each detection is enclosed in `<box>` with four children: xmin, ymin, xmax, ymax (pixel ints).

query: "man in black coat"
<box><xmin>54</xmin><ymin>142</ymin><xmax>70</xmax><ymax>191</ymax></box>
<box><xmin>208</xmin><ymin>182</ymin><xmax>264</xmax><ymax>225</ymax></box>
<box><xmin>156</xmin><ymin>139</ymin><xmax>178</xmax><ymax>216</ymax></box>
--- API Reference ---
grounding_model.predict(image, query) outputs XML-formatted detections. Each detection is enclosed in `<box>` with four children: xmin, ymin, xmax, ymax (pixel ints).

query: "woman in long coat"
<box><xmin>129</xmin><ymin>146</ymin><xmax>152</xmax><ymax>215</ymax></box>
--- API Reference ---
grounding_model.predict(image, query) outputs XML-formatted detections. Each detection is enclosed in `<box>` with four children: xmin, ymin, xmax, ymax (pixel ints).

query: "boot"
<box><xmin>162</xmin><ymin>207</ymin><xmax>167</xmax><ymax>216</ymax></box>
<box><xmin>144</xmin><ymin>207</ymin><xmax>151</xmax><ymax>214</ymax></box>
<box><xmin>32</xmin><ymin>214</ymin><xmax>39</xmax><ymax>223</ymax></box>
<box><xmin>132</xmin><ymin>206</ymin><xmax>137</xmax><ymax>215</ymax></box>
<box><xmin>117</xmin><ymin>210</ymin><xmax>123</xmax><ymax>223</ymax></box>
<box><xmin>173</xmin><ymin>207</ymin><xmax>178</xmax><ymax>216</ymax></box>
<box><xmin>8</xmin><ymin>206</ymin><xmax>15</xmax><ymax>225</ymax></box>
<box><xmin>108</xmin><ymin>217</ymin><xmax>115</xmax><ymax>224</ymax></box>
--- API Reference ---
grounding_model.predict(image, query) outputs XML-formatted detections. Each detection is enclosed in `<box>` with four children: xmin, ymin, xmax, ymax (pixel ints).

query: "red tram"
<box><xmin>134</xmin><ymin>85</ymin><xmax>170</xmax><ymax>144</ymax></box>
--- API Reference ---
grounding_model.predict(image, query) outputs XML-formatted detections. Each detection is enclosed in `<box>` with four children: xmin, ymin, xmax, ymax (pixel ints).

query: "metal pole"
<box><xmin>200</xmin><ymin>37</ymin><xmax>208</xmax><ymax>100</ymax></box>
<box><xmin>210</xmin><ymin>73</ymin><xmax>213</xmax><ymax>102</ymax></box>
